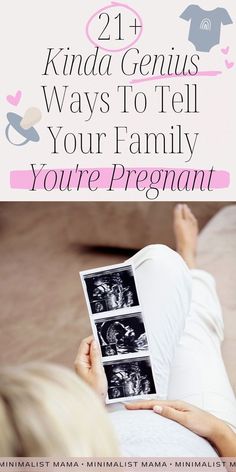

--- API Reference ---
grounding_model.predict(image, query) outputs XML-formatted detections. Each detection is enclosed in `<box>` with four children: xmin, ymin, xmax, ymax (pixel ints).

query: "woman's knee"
<box><xmin>146</xmin><ymin>244</ymin><xmax>174</xmax><ymax>255</ymax></box>
<box><xmin>136</xmin><ymin>244</ymin><xmax>179</xmax><ymax>263</ymax></box>
<box><xmin>131</xmin><ymin>244</ymin><xmax>191</xmax><ymax>290</ymax></box>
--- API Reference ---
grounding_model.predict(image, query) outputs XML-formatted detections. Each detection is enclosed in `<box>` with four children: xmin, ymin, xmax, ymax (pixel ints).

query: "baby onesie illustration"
<box><xmin>180</xmin><ymin>5</ymin><xmax>233</xmax><ymax>52</ymax></box>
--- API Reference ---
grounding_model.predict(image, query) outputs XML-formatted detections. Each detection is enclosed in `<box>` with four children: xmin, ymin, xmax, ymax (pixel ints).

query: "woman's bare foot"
<box><xmin>173</xmin><ymin>204</ymin><xmax>199</xmax><ymax>269</ymax></box>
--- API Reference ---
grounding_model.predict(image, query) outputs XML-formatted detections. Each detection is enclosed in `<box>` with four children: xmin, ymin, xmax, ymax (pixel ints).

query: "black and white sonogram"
<box><xmin>104</xmin><ymin>357</ymin><xmax>156</xmax><ymax>400</ymax></box>
<box><xmin>80</xmin><ymin>262</ymin><xmax>157</xmax><ymax>403</ymax></box>
<box><xmin>95</xmin><ymin>313</ymin><xmax>148</xmax><ymax>357</ymax></box>
<box><xmin>83</xmin><ymin>265</ymin><xmax>139</xmax><ymax>314</ymax></box>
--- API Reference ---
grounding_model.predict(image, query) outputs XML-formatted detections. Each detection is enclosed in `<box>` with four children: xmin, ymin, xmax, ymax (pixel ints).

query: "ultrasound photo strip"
<box><xmin>80</xmin><ymin>262</ymin><xmax>157</xmax><ymax>403</ymax></box>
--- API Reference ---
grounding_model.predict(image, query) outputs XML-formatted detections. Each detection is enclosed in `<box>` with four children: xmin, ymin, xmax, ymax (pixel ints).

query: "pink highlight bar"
<box><xmin>10</xmin><ymin>166</ymin><xmax>230</xmax><ymax>191</ymax></box>
<box><xmin>130</xmin><ymin>70</ymin><xmax>222</xmax><ymax>84</ymax></box>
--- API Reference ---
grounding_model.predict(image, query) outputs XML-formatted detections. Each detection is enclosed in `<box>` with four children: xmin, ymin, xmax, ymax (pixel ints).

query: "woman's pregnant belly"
<box><xmin>108</xmin><ymin>408</ymin><xmax>218</xmax><ymax>457</ymax></box>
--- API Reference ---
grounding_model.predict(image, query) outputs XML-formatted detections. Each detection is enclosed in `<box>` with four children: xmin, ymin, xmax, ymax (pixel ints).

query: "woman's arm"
<box><xmin>125</xmin><ymin>400</ymin><xmax>236</xmax><ymax>456</ymax></box>
<box><xmin>74</xmin><ymin>336</ymin><xmax>107</xmax><ymax>402</ymax></box>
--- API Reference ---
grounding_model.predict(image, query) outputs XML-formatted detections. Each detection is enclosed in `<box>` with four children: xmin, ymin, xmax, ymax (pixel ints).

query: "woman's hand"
<box><xmin>125</xmin><ymin>399</ymin><xmax>221</xmax><ymax>438</ymax></box>
<box><xmin>125</xmin><ymin>399</ymin><xmax>236</xmax><ymax>456</ymax></box>
<box><xmin>75</xmin><ymin>336</ymin><xmax>107</xmax><ymax>401</ymax></box>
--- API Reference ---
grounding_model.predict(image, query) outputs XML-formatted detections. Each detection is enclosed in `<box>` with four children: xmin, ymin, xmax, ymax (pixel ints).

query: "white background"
<box><xmin>1</xmin><ymin>0</ymin><xmax>235</xmax><ymax>201</ymax></box>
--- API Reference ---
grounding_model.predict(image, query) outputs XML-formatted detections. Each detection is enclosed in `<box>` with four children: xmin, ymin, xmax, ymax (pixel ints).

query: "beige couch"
<box><xmin>197</xmin><ymin>205</ymin><xmax>236</xmax><ymax>391</ymax></box>
<box><xmin>0</xmin><ymin>203</ymin><xmax>235</xmax><ymax>393</ymax></box>
<box><xmin>67</xmin><ymin>202</ymin><xmax>229</xmax><ymax>249</ymax></box>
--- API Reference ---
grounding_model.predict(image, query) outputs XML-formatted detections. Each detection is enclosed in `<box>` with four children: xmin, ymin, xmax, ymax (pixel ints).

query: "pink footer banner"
<box><xmin>0</xmin><ymin>458</ymin><xmax>235</xmax><ymax>472</ymax></box>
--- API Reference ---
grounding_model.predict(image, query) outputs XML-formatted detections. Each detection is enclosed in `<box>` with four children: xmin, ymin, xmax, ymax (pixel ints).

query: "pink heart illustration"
<box><xmin>225</xmin><ymin>59</ymin><xmax>234</xmax><ymax>69</ymax></box>
<box><xmin>7</xmin><ymin>90</ymin><xmax>22</xmax><ymax>106</ymax></box>
<box><xmin>221</xmin><ymin>46</ymin><xmax>230</xmax><ymax>55</ymax></box>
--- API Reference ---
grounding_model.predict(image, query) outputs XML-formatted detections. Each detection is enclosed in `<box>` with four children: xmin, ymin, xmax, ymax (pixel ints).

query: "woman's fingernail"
<box><xmin>153</xmin><ymin>405</ymin><xmax>163</xmax><ymax>414</ymax></box>
<box><xmin>92</xmin><ymin>340</ymin><xmax>98</xmax><ymax>350</ymax></box>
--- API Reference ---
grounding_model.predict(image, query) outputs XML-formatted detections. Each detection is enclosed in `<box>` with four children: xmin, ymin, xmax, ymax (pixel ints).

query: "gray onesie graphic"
<box><xmin>180</xmin><ymin>5</ymin><xmax>233</xmax><ymax>52</ymax></box>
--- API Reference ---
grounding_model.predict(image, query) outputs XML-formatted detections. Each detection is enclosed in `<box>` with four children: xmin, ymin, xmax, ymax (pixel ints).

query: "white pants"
<box><xmin>127</xmin><ymin>245</ymin><xmax>236</xmax><ymax>432</ymax></box>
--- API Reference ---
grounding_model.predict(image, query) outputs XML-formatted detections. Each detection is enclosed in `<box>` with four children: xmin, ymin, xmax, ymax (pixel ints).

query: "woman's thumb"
<box><xmin>153</xmin><ymin>404</ymin><xmax>184</xmax><ymax>423</ymax></box>
<box><xmin>90</xmin><ymin>340</ymin><xmax>102</xmax><ymax>371</ymax></box>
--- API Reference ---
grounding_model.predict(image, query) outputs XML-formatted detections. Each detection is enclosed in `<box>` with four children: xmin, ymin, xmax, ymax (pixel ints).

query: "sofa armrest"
<box><xmin>197</xmin><ymin>205</ymin><xmax>236</xmax><ymax>393</ymax></box>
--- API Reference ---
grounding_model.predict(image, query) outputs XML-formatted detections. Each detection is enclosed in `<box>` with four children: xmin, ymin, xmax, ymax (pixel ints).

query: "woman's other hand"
<box><xmin>125</xmin><ymin>399</ymin><xmax>221</xmax><ymax>438</ymax></box>
<box><xmin>125</xmin><ymin>399</ymin><xmax>236</xmax><ymax>456</ymax></box>
<box><xmin>75</xmin><ymin>336</ymin><xmax>107</xmax><ymax>401</ymax></box>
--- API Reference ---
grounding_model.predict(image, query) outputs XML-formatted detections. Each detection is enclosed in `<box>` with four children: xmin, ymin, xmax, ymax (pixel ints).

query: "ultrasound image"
<box><xmin>104</xmin><ymin>357</ymin><xmax>156</xmax><ymax>400</ymax></box>
<box><xmin>83</xmin><ymin>265</ymin><xmax>139</xmax><ymax>314</ymax></box>
<box><xmin>95</xmin><ymin>313</ymin><xmax>148</xmax><ymax>357</ymax></box>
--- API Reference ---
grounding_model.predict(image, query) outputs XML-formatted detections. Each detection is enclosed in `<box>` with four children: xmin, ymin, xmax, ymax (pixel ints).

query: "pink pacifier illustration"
<box><xmin>6</xmin><ymin>107</ymin><xmax>42</xmax><ymax>146</ymax></box>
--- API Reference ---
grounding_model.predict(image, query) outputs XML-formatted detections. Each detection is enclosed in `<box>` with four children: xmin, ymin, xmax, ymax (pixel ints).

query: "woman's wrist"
<box><xmin>208</xmin><ymin>419</ymin><xmax>234</xmax><ymax>454</ymax></box>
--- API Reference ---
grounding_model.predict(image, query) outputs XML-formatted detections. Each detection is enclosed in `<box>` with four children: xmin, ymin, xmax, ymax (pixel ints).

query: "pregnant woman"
<box><xmin>75</xmin><ymin>204</ymin><xmax>236</xmax><ymax>457</ymax></box>
<box><xmin>0</xmin><ymin>205</ymin><xmax>236</xmax><ymax>457</ymax></box>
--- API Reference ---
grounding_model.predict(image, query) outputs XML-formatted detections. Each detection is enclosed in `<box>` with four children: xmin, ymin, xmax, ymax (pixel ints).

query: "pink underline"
<box><xmin>10</xmin><ymin>166</ymin><xmax>229</xmax><ymax>190</ymax></box>
<box><xmin>130</xmin><ymin>70</ymin><xmax>222</xmax><ymax>84</ymax></box>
